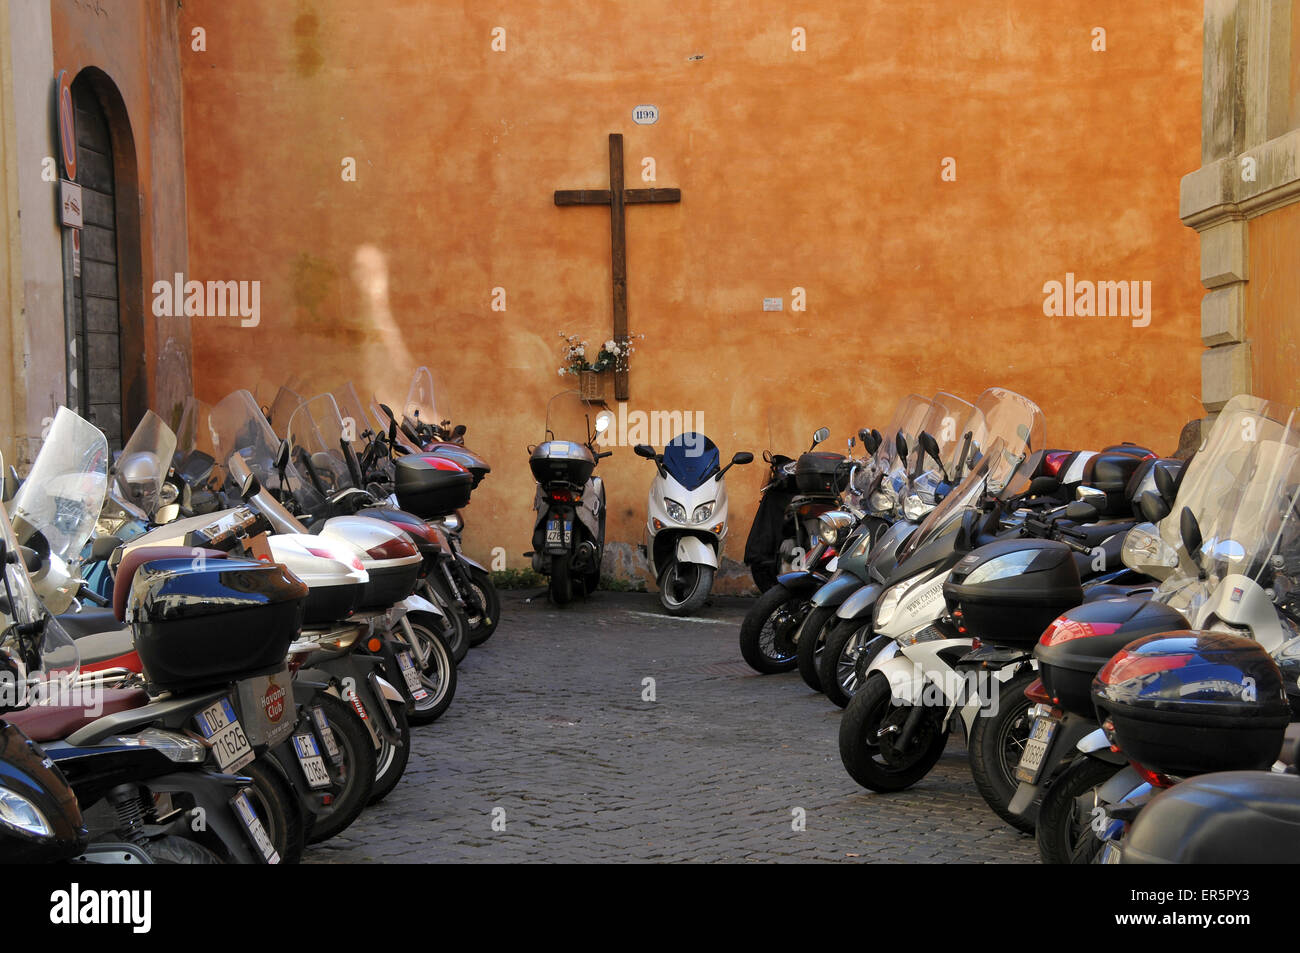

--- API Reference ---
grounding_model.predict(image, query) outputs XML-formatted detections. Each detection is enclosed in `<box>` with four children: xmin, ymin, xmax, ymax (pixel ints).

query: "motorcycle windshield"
<box><xmin>12</xmin><ymin>407</ymin><xmax>109</xmax><ymax>563</ymax></box>
<box><xmin>876</xmin><ymin>394</ymin><xmax>935</xmax><ymax>475</ymax></box>
<box><xmin>210</xmin><ymin>389</ymin><xmax>325</xmax><ymax>515</ymax></box>
<box><xmin>334</xmin><ymin>382</ymin><xmax>376</xmax><ymax>453</ymax></box>
<box><xmin>1203</xmin><ymin>410</ymin><xmax>1300</xmax><ymax>592</ymax></box>
<box><xmin>115</xmin><ymin>410</ymin><xmax>177</xmax><ymax>517</ymax></box>
<box><xmin>0</xmin><ymin>494</ymin><xmax>78</xmax><ymax>680</ymax></box>
<box><xmin>403</xmin><ymin>366</ymin><xmax>445</xmax><ymax>432</ymax></box>
<box><xmin>174</xmin><ymin>396</ymin><xmax>223</xmax><ymax>487</ymax></box>
<box><xmin>288</xmin><ymin>394</ymin><xmax>359</xmax><ymax>497</ymax></box>
<box><xmin>372</xmin><ymin>396</ymin><xmax>423</xmax><ymax>452</ymax></box>
<box><xmin>662</xmin><ymin>433</ymin><xmax>720</xmax><ymax>491</ymax></box>
<box><xmin>1138</xmin><ymin>395</ymin><xmax>1298</xmax><ymax>607</ymax></box>
<box><xmin>543</xmin><ymin>390</ymin><xmax>603</xmax><ymax>445</ymax></box>
<box><xmin>902</xmin><ymin>392</ymin><xmax>981</xmax><ymax>502</ymax></box>
<box><xmin>268</xmin><ymin>385</ymin><xmax>305</xmax><ymax>438</ymax></box>
<box><xmin>893</xmin><ymin>387</ymin><xmax>1045</xmax><ymax>563</ymax></box>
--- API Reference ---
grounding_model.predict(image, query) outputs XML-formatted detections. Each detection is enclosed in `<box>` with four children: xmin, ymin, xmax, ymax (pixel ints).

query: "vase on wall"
<box><xmin>578</xmin><ymin>369</ymin><xmax>604</xmax><ymax>401</ymax></box>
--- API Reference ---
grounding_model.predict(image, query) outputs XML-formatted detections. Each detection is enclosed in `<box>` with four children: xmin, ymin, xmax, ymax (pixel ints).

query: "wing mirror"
<box><xmin>1179</xmin><ymin>506</ymin><xmax>1203</xmax><ymax>569</ymax></box>
<box><xmin>275</xmin><ymin>439</ymin><xmax>290</xmax><ymax>471</ymax></box>
<box><xmin>633</xmin><ymin>444</ymin><xmax>657</xmax><ymax>459</ymax></box>
<box><xmin>895</xmin><ymin>432</ymin><xmax>909</xmax><ymax>462</ymax></box>
<box><xmin>1063</xmin><ymin>500</ymin><xmax>1097</xmax><ymax>522</ymax></box>
<box><xmin>1154</xmin><ymin>463</ymin><xmax>1176</xmax><ymax>504</ymax></box>
<box><xmin>860</xmin><ymin>429</ymin><xmax>882</xmax><ymax>456</ymax></box>
<box><xmin>1139</xmin><ymin>489</ymin><xmax>1170</xmax><ymax>524</ymax></box>
<box><xmin>732</xmin><ymin>452</ymin><xmax>754</xmax><ymax>465</ymax></box>
<box><xmin>810</xmin><ymin>427</ymin><xmax>829</xmax><ymax>450</ymax></box>
<box><xmin>240</xmin><ymin>470</ymin><xmax>262</xmax><ymax>501</ymax></box>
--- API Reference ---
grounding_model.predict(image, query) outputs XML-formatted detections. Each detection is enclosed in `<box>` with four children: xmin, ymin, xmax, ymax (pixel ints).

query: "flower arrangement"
<box><xmin>556</xmin><ymin>332</ymin><xmax>641</xmax><ymax>377</ymax></box>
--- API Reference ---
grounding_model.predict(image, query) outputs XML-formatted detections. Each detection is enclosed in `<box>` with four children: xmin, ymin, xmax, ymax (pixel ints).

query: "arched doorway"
<box><xmin>65</xmin><ymin>69</ymin><xmax>144</xmax><ymax>449</ymax></box>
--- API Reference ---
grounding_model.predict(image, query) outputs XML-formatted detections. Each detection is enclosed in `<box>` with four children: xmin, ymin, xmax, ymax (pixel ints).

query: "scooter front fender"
<box><xmin>396</xmin><ymin>593</ymin><xmax>444</xmax><ymax>619</ymax></box>
<box><xmin>776</xmin><ymin>569</ymin><xmax>829</xmax><ymax>597</ymax></box>
<box><xmin>455</xmin><ymin>553</ymin><xmax>487</xmax><ymax>574</ymax></box>
<box><xmin>809</xmin><ymin>572</ymin><xmax>860</xmax><ymax>608</ymax></box>
<box><xmin>836</xmin><ymin>583</ymin><xmax>882</xmax><ymax>621</ymax></box>
<box><xmin>870</xmin><ymin>653</ymin><xmax>924</xmax><ymax>705</ymax></box>
<box><xmin>675</xmin><ymin>535</ymin><xmax>719</xmax><ymax>569</ymax></box>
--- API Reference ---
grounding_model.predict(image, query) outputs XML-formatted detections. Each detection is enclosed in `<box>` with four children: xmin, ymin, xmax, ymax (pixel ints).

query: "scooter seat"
<box><xmin>56</xmin><ymin>607</ymin><xmax>123</xmax><ymax>640</ymax></box>
<box><xmin>6</xmin><ymin>688</ymin><xmax>149</xmax><ymax>742</ymax></box>
<box><xmin>76</xmin><ymin>628</ymin><xmax>138</xmax><ymax>667</ymax></box>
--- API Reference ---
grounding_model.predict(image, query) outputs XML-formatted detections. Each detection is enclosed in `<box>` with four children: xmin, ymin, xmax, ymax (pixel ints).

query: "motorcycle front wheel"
<box><xmin>422</xmin><ymin>577</ymin><xmax>470</xmax><ymax>664</ymax></box>
<box><xmin>838</xmin><ymin>673</ymin><xmax>947</xmax><ymax>792</ymax></box>
<box><xmin>369</xmin><ymin>701</ymin><xmax>412</xmax><ymax>805</ymax></box>
<box><xmin>818</xmin><ymin>620</ymin><xmax>889</xmax><ymax>709</ymax></box>
<box><xmin>796</xmin><ymin>604</ymin><xmax>838</xmax><ymax>692</ymax></box>
<box><xmin>738</xmin><ymin>583</ymin><xmax>803</xmax><ymax>673</ymax></box>
<box><xmin>659</xmin><ymin>562</ymin><xmax>713</xmax><ymax>616</ymax></box>
<box><xmin>302</xmin><ymin>692</ymin><xmax>377</xmax><ymax>844</ymax></box>
<box><xmin>403</xmin><ymin>621</ymin><xmax>457</xmax><ymax>725</ymax></box>
<box><xmin>466</xmin><ymin>566</ymin><xmax>502</xmax><ymax>645</ymax></box>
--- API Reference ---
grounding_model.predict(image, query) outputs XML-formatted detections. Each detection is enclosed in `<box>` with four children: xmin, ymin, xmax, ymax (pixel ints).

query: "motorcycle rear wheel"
<box><xmin>404</xmin><ymin>621</ymin><xmax>457</xmax><ymax>725</ymax></box>
<box><xmin>368</xmin><ymin>701</ymin><xmax>412</xmax><ymax>805</ymax></box>
<box><xmin>967</xmin><ymin>668</ymin><xmax>1038</xmax><ymax>833</ymax></box>
<box><xmin>838</xmin><ymin>673</ymin><xmax>948</xmax><ymax>792</ymax></box>
<box><xmin>303</xmin><ymin>692</ymin><xmax>377</xmax><ymax>844</ymax></box>
<box><xmin>548</xmin><ymin>559</ymin><xmax>574</xmax><ymax>605</ymax></box>
<box><xmin>1035</xmin><ymin>756</ymin><xmax>1119</xmax><ymax>864</ymax></box>
<box><xmin>423</xmin><ymin>577</ymin><xmax>470</xmax><ymax>664</ymax></box>
<box><xmin>466</xmin><ymin>566</ymin><xmax>502</xmax><ymax>645</ymax></box>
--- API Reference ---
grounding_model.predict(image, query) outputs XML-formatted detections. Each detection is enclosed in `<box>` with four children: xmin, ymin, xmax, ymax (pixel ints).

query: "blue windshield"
<box><xmin>662</xmin><ymin>433</ymin><xmax>719</xmax><ymax>490</ymax></box>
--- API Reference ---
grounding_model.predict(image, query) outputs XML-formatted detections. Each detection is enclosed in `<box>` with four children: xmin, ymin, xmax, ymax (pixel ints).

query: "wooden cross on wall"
<box><xmin>554</xmin><ymin>133</ymin><xmax>681</xmax><ymax>401</ymax></box>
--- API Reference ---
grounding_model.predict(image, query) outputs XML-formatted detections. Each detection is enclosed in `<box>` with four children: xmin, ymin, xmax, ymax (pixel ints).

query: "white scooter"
<box><xmin>633</xmin><ymin>433</ymin><xmax>752</xmax><ymax>615</ymax></box>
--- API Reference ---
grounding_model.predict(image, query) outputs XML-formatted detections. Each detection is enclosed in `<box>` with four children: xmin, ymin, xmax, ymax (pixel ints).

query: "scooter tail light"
<box><xmin>1130</xmin><ymin>760</ymin><xmax>1175</xmax><ymax>789</ymax></box>
<box><xmin>1039</xmin><ymin>618</ymin><xmax>1122</xmax><ymax>647</ymax></box>
<box><xmin>366</xmin><ymin>537</ymin><xmax>419</xmax><ymax>560</ymax></box>
<box><xmin>1024</xmin><ymin>677</ymin><xmax>1050</xmax><ymax>705</ymax></box>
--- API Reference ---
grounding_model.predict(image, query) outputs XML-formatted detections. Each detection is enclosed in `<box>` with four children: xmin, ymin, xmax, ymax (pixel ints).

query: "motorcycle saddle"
<box><xmin>6</xmin><ymin>688</ymin><xmax>149</xmax><ymax>743</ymax></box>
<box><xmin>56</xmin><ymin>607</ymin><xmax>122</xmax><ymax>641</ymax></box>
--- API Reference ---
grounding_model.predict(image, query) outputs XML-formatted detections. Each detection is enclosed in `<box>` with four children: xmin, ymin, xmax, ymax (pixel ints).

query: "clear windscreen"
<box><xmin>12</xmin><ymin>407</ymin><xmax>109</xmax><ymax>562</ymax></box>
<box><xmin>210</xmin><ymin>389</ymin><xmax>326</xmax><ymax>515</ymax></box>
<box><xmin>288</xmin><ymin>394</ymin><xmax>358</xmax><ymax>495</ymax></box>
<box><xmin>115</xmin><ymin>409</ymin><xmax>177</xmax><ymax>516</ymax></box>
<box><xmin>268</xmin><ymin>386</ymin><xmax>305</xmax><ymax>439</ymax></box>
<box><xmin>876</xmin><ymin>394</ymin><xmax>935</xmax><ymax>474</ymax></box>
<box><xmin>1</xmin><ymin>495</ymin><xmax>79</xmax><ymax>681</ymax></box>
<box><xmin>1207</xmin><ymin>430</ymin><xmax>1300</xmax><ymax>587</ymax></box>
<box><xmin>334</xmin><ymin>382</ymin><xmax>376</xmax><ymax>454</ymax></box>
<box><xmin>544</xmin><ymin>391</ymin><xmax>598</xmax><ymax>444</ymax></box>
<box><xmin>403</xmin><ymin>366</ymin><xmax>445</xmax><ymax>431</ymax></box>
<box><xmin>893</xmin><ymin>387</ymin><xmax>1044</xmax><ymax>562</ymax></box>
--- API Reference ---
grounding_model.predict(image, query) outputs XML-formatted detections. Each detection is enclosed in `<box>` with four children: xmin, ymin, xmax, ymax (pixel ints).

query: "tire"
<box><xmin>968</xmin><ymin>668</ymin><xmax>1039</xmax><ymax>834</ymax></box>
<box><xmin>141</xmin><ymin>834</ymin><xmax>223</xmax><ymax>864</ymax></box>
<box><xmin>838</xmin><ymin>672</ymin><xmax>948</xmax><ymax>792</ymax></box>
<box><xmin>818</xmin><ymin>620</ymin><xmax>889</xmax><ymax>709</ymax></box>
<box><xmin>738</xmin><ymin>584</ymin><xmax>803</xmax><ymax>674</ymax></box>
<box><xmin>422</xmin><ymin>577</ymin><xmax>470</xmax><ymax>663</ymax></box>
<box><xmin>1035</xmin><ymin>756</ymin><xmax>1121</xmax><ymax>864</ymax></box>
<box><xmin>549</xmin><ymin>559</ymin><xmax>573</xmax><ymax>605</ymax></box>
<box><xmin>796</xmin><ymin>604</ymin><xmax>839</xmax><ymax>691</ymax></box>
<box><xmin>243</xmin><ymin>758</ymin><xmax>306</xmax><ymax>864</ymax></box>
<box><xmin>303</xmin><ymin>692</ymin><xmax>377</xmax><ymax>845</ymax></box>
<box><xmin>466</xmin><ymin>566</ymin><xmax>502</xmax><ymax>646</ymax></box>
<box><xmin>403</xmin><ymin>621</ymin><xmax>457</xmax><ymax>725</ymax></box>
<box><xmin>659</xmin><ymin>562</ymin><xmax>713</xmax><ymax>616</ymax></box>
<box><xmin>368</xmin><ymin>700</ymin><xmax>412</xmax><ymax>805</ymax></box>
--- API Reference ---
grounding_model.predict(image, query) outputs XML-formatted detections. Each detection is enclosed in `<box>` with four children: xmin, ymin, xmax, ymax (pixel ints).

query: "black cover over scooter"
<box><xmin>744</xmin><ymin>483</ymin><xmax>795</xmax><ymax>587</ymax></box>
<box><xmin>1034</xmin><ymin>594</ymin><xmax>1189</xmax><ymax>717</ymax></box>
<box><xmin>1122</xmin><ymin>770</ymin><xmax>1300</xmax><ymax>864</ymax></box>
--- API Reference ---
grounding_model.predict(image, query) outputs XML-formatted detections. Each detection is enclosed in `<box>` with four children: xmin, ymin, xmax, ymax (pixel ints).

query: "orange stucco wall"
<box><xmin>1247</xmin><ymin>201</ymin><xmax>1300</xmax><ymax>406</ymax></box>
<box><xmin>180</xmin><ymin>0</ymin><xmax>1205</xmax><ymax>575</ymax></box>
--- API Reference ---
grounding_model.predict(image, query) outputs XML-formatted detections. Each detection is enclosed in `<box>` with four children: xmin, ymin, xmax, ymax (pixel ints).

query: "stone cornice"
<box><xmin>1181</xmin><ymin>127</ymin><xmax>1300</xmax><ymax>230</ymax></box>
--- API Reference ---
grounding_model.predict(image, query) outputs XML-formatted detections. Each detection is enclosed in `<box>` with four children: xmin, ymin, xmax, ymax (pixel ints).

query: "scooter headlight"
<box><xmin>874</xmin><ymin>582</ymin><xmax>908</xmax><ymax>629</ymax></box>
<box><xmin>0</xmin><ymin>788</ymin><xmax>53</xmax><ymax>838</ymax></box>
<box><xmin>691</xmin><ymin>502</ymin><xmax>714</xmax><ymax>524</ymax></box>
<box><xmin>665</xmin><ymin>499</ymin><xmax>687</xmax><ymax>523</ymax></box>
<box><xmin>816</xmin><ymin>510</ymin><xmax>855</xmax><ymax>548</ymax></box>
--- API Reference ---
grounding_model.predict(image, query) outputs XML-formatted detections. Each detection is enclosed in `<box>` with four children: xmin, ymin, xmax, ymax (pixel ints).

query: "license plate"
<box><xmin>545</xmin><ymin>516</ymin><xmax>571</xmax><ymax>546</ymax></box>
<box><xmin>194</xmin><ymin>698</ymin><xmax>254</xmax><ymax>773</ymax></box>
<box><xmin>310</xmin><ymin>705</ymin><xmax>342</xmax><ymax>764</ymax></box>
<box><xmin>231</xmin><ymin>789</ymin><xmax>280</xmax><ymax>864</ymax></box>
<box><xmin>1015</xmin><ymin>714</ymin><xmax>1060</xmax><ymax>784</ymax></box>
<box><xmin>292</xmin><ymin>733</ymin><xmax>332</xmax><ymax>790</ymax></box>
<box><xmin>397</xmin><ymin>651</ymin><xmax>428</xmax><ymax>702</ymax></box>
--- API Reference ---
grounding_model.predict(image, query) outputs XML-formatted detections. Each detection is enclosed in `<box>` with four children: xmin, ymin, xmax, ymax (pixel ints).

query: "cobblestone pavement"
<box><xmin>306</xmin><ymin>590</ymin><xmax>1038</xmax><ymax>863</ymax></box>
